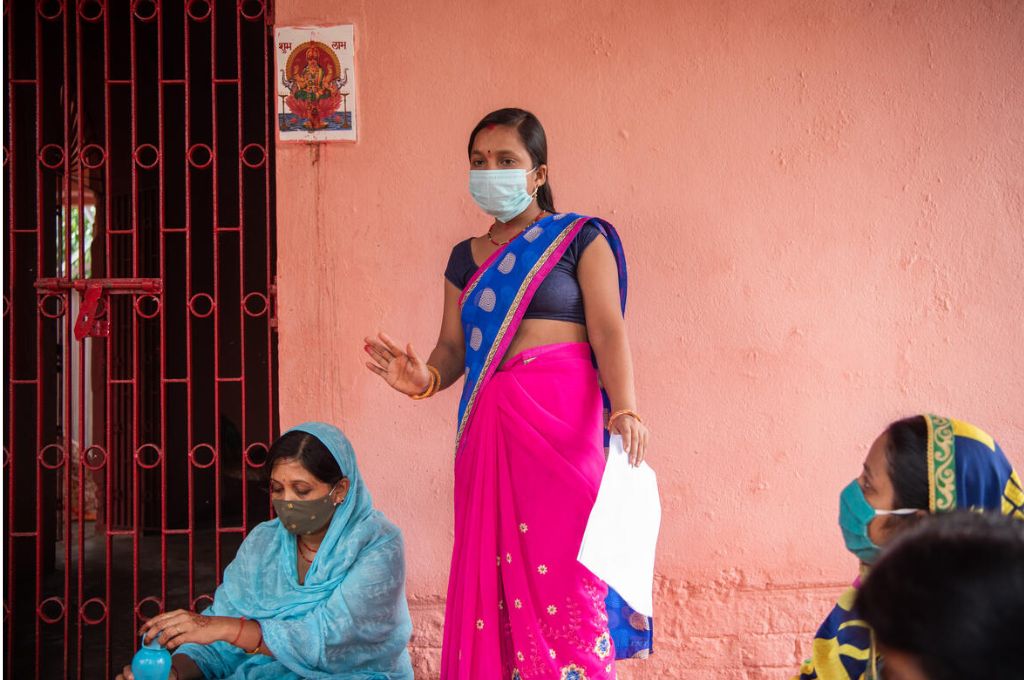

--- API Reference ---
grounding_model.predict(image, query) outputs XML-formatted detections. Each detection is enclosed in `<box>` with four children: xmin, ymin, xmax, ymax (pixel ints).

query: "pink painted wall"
<box><xmin>273</xmin><ymin>1</ymin><xmax>1024</xmax><ymax>677</ymax></box>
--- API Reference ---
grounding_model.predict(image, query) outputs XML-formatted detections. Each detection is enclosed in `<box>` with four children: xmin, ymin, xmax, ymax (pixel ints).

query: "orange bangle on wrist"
<box><xmin>411</xmin><ymin>365</ymin><xmax>441</xmax><ymax>400</ymax></box>
<box><xmin>607</xmin><ymin>409</ymin><xmax>642</xmax><ymax>429</ymax></box>
<box><xmin>229</xmin><ymin>617</ymin><xmax>247</xmax><ymax>647</ymax></box>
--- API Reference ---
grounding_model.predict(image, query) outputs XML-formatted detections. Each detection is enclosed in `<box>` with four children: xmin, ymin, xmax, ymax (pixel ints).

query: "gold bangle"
<box><xmin>410</xmin><ymin>369</ymin><xmax>435</xmax><ymax>400</ymax></box>
<box><xmin>246</xmin><ymin>627</ymin><xmax>263</xmax><ymax>655</ymax></box>
<box><xmin>425</xmin><ymin>366</ymin><xmax>440</xmax><ymax>398</ymax></box>
<box><xmin>607</xmin><ymin>409</ymin><xmax>642</xmax><ymax>429</ymax></box>
<box><xmin>411</xmin><ymin>365</ymin><xmax>440</xmax><ymax>400</ymax></box>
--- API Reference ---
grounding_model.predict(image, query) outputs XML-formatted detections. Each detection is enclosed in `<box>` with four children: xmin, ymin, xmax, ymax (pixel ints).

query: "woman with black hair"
<box><xmin>364</xmin><ymin>108</ymin><xmax>653</xmax><ymax>678</ymax></box>
<box><xmin>115</xmin><ymin>423</ymin><xmax>414</xmax><ymax>680</ymax></box>
<box><xmin>794</xmin><ymin>415</ymin><xmax>1023</xmax><ymax>680</ymax></box>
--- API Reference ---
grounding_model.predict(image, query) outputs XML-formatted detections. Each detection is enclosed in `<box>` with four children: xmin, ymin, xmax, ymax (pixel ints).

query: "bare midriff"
<box><xmin>500</xmin><ymin>318</ymin><xmax>588</xmax><ymax>367</ymax></box>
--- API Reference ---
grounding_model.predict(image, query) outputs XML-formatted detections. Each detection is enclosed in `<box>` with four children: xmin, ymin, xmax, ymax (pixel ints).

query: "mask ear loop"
<box><xmin>527</xmin><ymin>166</ymin><xmax>541</xmax><ymax>200</ymax></box>
<box><xmin>330</xmin><ymin>478</ymin><xmax>347</xmax><ymax>506</ymax></box>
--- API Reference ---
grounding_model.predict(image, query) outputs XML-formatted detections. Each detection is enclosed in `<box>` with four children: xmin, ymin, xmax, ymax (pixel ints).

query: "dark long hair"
<box><xmin>467</xmin><ymin>108</ymin><xmax>555</xmax><ymax>213</ymax></box>
<box><xmin>885</xmin><ymin>416</ymin><xmax>931</xmax><ymax>510</ymax></box>
<box><xmin>265</xmin><ymin>430</ymin><xmax>344</xmax><ymax>485</ymax></box>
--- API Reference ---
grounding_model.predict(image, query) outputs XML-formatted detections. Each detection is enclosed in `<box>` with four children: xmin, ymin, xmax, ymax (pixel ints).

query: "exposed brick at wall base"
<box><xmin>409</xmin><ymin>596</ymin><xmax>447</xmax><ymax>679</ymax></box>
<box><xmin>407</xmin><ymin>577</ymin><xmax>846</xmax><ymax>679</ymax></box>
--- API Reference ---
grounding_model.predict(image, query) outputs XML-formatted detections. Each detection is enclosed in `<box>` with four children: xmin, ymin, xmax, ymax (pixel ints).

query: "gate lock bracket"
<box><xmin>34</xmin><ymin>278</ymin><xmax>163</xmax><ymax>341</ymax></box>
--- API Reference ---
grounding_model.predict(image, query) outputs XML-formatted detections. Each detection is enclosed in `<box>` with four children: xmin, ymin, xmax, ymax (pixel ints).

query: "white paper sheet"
<box><xmin>577</xmin><ymin>435</ymin><xmax>660</xmax><ymax>617</ymax></box>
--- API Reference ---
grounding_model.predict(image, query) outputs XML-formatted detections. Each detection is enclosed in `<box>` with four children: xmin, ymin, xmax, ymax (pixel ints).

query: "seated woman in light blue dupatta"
<box><xmin>115</xmin><ymin>423</ymin><xmax>414</xmax><ymax>680</ymax></box>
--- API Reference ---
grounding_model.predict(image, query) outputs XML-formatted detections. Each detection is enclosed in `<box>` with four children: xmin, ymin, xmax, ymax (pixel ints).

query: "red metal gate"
<box><xmin>4</xmin><ymin>1</ymin><xmax>279</xmax><ymax>677</ymax></box>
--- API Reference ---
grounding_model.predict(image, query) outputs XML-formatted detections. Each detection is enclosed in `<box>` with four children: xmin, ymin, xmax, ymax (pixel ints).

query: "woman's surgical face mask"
<box><xmin>468</xmin><ymin>167</ymin><xmax>538</xmax><ymax>223</ymax></box>
<box><xmin>467</xmin><ymin>123</ymin><xmax>543</xmax><ymax>223</ymax></box>
<box><xmin>838</xmin><ymin>479</ymin><xmax>918</xmax><ymax>564</ymax></box>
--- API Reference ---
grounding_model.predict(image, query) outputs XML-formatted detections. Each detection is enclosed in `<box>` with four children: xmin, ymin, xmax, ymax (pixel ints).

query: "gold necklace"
<box><xmin>487</xmin><ymin>211</ymin><xmax>548</xmax><ymax>246</ymax></box>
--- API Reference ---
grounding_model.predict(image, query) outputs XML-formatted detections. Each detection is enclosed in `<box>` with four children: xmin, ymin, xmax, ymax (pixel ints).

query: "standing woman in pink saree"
<box><xmin>365</xmin><ymin>108</ymin><xmax>653</xmax><ymax>680</ymax></box>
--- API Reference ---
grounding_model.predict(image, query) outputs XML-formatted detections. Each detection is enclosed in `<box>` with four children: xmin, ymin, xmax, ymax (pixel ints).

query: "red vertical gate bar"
<box><xmin>260</xmin><ymin>0</ymin><xmax>276</xmax><ymax>516</ymax></box>
<box><xmin>211</xmin><ymin>0</ymin><xmax>224</xmax><ymax>581</ymax></box>
<box><xmin>130</xmin><ymin>2</ymin><xmax>142</xmax><ymax>675</ymax></box>
<box><xmin>61</xmin><ymin>7</ymin><xmax>76</xmax><ymax>674</ymax></box>
<box><xmin>235</xmin><ymin>3</ymin><xmax>247</xmax><ymax>538</ymax></box>
<box><xmin>60</xmin><ymin>65</ymin><xmax>72</xmax><ymax>677</ymax></box>
<box><xmin>129</xmin><ymin>5</ymin><xmax>142</xmax><ymax>668</ymax></box>
<box><xmin>266</xmin><ymin>2</ymin><xmax>277</xmax><ymax>501</ymax></box>
<box><xmin>3</xmin><ymin>4</ymin><xmax>22</xmax><ymax>678</ymax></box>
<box><xmin>35</xmin><ymin>7</ymin><xmax>52</xmax><ymax>678</ymax></box>
<box><xmin>65</xmin><ymin>4</ymin><xmax>81</xmax><ymax>678</ymax></box>
<box><xmin>102</xmin><ymin>2</ymin><xmax>115</xmax><ymax>676</ymax></box>
<box><xmin>5</xmin><ymin>9</ymin><xmax>19</xmax><ymax>680</ymax></box>
<box><xmin>71</xmin><ymin>4</ymin><xmax>100</xmax><ymax>676</ymax></box>
<box><xmin>73</xmin><ymin>4</ymin><xmax>83</xmax><ymax>674</ymax></box>
<box><xmin>3</xmin><ymin>3</ymin><xmax>10</xmax><ymax>673</ymax></box>
<box><xmin>157</xmin><ymin>3</ymin><xmax>170</xmax><ymax>669</ymax></box>
<box><xmin>184</xmin><ymin>0</ymin><xmax>198</xmax><ymax>610</ymax></box>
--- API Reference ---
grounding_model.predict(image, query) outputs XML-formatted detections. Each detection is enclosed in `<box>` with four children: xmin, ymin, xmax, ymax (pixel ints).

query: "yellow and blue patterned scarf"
<box><xmin>796</xmin><ymin>415</ymin><xmax>1022</xmax><ymax>680</ymax></box>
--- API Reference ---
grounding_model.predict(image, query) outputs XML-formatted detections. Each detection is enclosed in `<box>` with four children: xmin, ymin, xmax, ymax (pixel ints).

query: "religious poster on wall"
<box><xmin>275</xmin><ymin>25</ymin><xmax>357</xmax><ymax>142</ymax></box>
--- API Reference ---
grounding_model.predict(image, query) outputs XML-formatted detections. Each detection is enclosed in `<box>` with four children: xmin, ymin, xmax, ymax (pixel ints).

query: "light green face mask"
<box><xmin>468</xmin><ymin>167</ymin><xmax>538</xmax><ymax>223</ymax></box>
<box><xmin>838</xmin><ymin>479</ymin><xmax>918</xmax><ymax>564</ymax></box>
<box><xmin>273</xmin><ymin>483</ymin><xmax>341</xmax><ymax>536</ymax></box>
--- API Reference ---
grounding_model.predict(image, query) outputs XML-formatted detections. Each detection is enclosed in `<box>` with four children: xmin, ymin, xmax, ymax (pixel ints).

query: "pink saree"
<box><xmin>440</xmin><ymin>213</ymin><xmax>634</xmax><ymax>680</ymax></box>
<box><xmin>441</xmin><ymin>343</ymin><xmax>615</xmax><ymax>680</ymax></box>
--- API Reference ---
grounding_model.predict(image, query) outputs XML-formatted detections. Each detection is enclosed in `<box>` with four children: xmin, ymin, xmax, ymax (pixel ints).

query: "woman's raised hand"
<box><xmin>364</xmin><ymin>332</ymin><xmax>431</xmax><ymax>396</ymax></box>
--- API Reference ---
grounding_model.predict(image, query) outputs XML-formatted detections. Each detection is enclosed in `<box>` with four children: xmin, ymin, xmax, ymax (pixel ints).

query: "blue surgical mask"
<box><xmin>838</xmin><ymin>479</ymin><xmax>918</xmax><ymax>564</ymax></box>
<box><xmin>468</xmin><ymin>168</ymin><xmax>538</xmax><ymax>223</ymax></box>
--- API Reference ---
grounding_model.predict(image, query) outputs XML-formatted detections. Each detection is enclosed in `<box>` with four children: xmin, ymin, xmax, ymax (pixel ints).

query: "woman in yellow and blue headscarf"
<box><xmin>795</xmin><ymin>414</ymin><xmax>1023</xmax><ymax>680</ymax></box>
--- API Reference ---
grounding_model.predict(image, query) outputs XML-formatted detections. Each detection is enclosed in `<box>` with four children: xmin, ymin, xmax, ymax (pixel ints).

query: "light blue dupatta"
<box><xmin>177</xmin><ymin>423</ymin><xmax>414</xmax><ymax>679</ymax></box>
